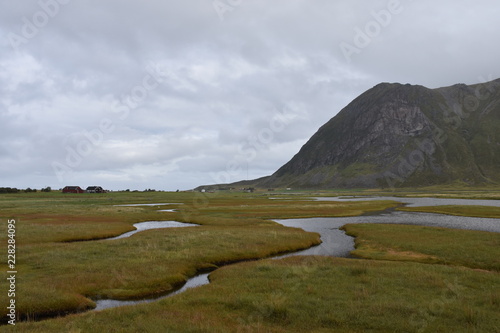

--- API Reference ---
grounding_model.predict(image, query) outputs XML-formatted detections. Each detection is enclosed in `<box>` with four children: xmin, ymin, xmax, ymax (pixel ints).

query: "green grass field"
<box><xmin>0</xmin><ymin>190</ymin><xmax>396</xmax><ymax>321</ymax></box>
<box><xmin>343</xmin><ymin>223</ymin><xmax>500</xmax><ymax>271</ymax></box>
<box><xmin>1</xmin><ymin>189</ymin><xmax>499</xmax><ymax>332</ymax></box>
<box><xmin>5</xmin><ymin>257</ymin><xmax>499</xmax><ymax>332</ymax></box>
<box><xmin>398</xmin><ymin>205</ymin><xmax>500</xmax><ymax>218</ymax></box>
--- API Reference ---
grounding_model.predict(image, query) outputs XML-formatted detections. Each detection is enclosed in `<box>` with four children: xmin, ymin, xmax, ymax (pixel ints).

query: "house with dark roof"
<box><xmin>86</xmin><ymin>186</ymin><xmax>105</xmax><ymax>193</ymax></box>
<box><xmin>62</xmin><ymin>186</ymin><xmax>85</xmax><ymax>193</ymax></box>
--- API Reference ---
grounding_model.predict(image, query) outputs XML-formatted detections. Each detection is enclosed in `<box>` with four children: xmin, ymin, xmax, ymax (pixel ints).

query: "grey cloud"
<box><xmin>1</xmin><ymin>0</ymin><xmax>499</xmax><ymax>190</ymax></box>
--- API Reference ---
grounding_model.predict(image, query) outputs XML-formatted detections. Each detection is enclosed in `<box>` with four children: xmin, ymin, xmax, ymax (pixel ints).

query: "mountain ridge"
<box><xmin>200</xmin><ymin>78</ymin><xmax>500</xmax><ymax>190</ymax></box>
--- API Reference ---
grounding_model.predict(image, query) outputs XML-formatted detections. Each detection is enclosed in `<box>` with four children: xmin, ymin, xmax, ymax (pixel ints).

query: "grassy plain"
<box><xmin>398</xmin><ymin>205</ymin><xmax>500</xmax><ymax>218</ymax></box>
<box><xmin>1</xmin><ymin>188</ymin><xmax>499</xmax><ymax>332</ymax></box>
<box><xmin>0</xmin><ymin>190</ymin><xmax>396</xmax><ymax>322</ymax></box>
<box><xmin>6</xmin><ymin>257</ymin><xmax>500</xmax><ymax>332</ymax></box>
<box><xmin>343</xmin><ymin>223</ymin><xmax>500</xmax><ymax>271</ymax></box>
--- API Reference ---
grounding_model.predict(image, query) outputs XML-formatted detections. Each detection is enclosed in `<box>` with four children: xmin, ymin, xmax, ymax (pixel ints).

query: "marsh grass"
<box><xmin>310</xmin><ymin>185</ymin><xmax>500</xmax><ymax>200</ymax></box>
<box><xmin>2</xmin><ymin>190</ymin><xmax>499</xmax><ymax>331</ymax></box>
<box><xmin>3</xmin><ymin>224</ymin><xmax>320</xmax><ymax>321</ymax></box>
<box><xmin>398</xmin><ymin>205</ymin><xmax>500</xmax><ymax>218</ymax></box>
<box><xmin>342</xmin><ymin>223</ymin><xmax>500</xmax><ymax>271</ymax></box>
<box><xmin>8</xmin><ymin>257</ymin><xmax>499</xmax><ymax>332</ymax></box>
<box><xmin>4</xmin><ymin>191</ymin><xmax>378</xmax><ymax>320</ymax></box>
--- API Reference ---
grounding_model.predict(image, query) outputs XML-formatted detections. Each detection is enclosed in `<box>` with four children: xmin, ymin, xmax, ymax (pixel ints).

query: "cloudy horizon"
<box><xmin>1</xmin><ymin>0</ymin><xmax>500</xmax><ymax>191</ymax></box>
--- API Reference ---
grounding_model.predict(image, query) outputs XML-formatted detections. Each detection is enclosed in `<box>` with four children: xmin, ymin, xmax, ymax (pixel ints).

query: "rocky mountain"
<box><xmin>262</xmin><ymin>78</ymin><xmax>500</xmax><ymax>188</ymax></box>
<box><xmin>202</xmin><ymin>78</ymin><xmax>500</xmax><ymax>190</ymax></box>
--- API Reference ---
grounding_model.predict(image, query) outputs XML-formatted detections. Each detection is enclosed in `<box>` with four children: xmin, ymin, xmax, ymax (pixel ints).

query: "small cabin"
<box><xmin>62</xmin><ymin>186</ymin><xmax>85</xmax><ymax>194</ymax></box>
<box><xmin>86</xmin><ymin>186</ymin><xmax>105</xmax><ymax>193</ymax></box>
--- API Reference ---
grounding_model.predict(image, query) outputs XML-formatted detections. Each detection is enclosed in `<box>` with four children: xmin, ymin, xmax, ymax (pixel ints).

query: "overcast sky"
<box><xmin>1</xmin><ymin>0</ymin><xmax>499</xmax><ymax>191</ymax></box>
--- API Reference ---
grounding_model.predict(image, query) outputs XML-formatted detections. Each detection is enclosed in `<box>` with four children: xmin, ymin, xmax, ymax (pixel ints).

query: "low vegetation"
<box><xmin>0</xmin><ymin>190</ymin><xmax>397</xmax><ymax>322</ymax></box>
<box><xmin>398</xmin><ymin>205</ymin><xmax>500</xmax><ymax>218</ymax></box>
<box><xmin>342</xmin><ymin>223</ymin><xmax>500</xmax><ymax>271</ymax></box>
<box><xmin>1</xmin><ymin>188</ymin><xmax>499</xmax><ymax>331</ymax></box>
<box><xmin>7</xmin><ymin>256</ymin><xmax>499</xmax><ymax>332</ymax></box>
<box><xmin>11</xmin><ymin>224</ymin><xmax>320</xmax><ymax>320</ymax></box>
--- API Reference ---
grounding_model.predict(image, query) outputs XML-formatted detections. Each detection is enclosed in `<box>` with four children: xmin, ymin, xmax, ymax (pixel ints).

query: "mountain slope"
<box><xmin>256</xmin><ymin>79</ymin><xmax>500</xmax><ymax>188</ymax></box>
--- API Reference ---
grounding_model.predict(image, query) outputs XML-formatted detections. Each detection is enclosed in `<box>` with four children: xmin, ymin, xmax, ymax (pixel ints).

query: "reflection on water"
<box><xmin>107</xmin><ymin>221</ymin><xmax>198</xmax><ymax>240</ymax></box>
<box><xmin>273</xmin><ymin>219</ymin><xmax>355</xmax><ymax>258</ymax></box>
<box><xmin>275</xmin><ymin>196</ymin><xmax>500</xmax><ymax>259</ymax></box>
<box><xmin>94</xmin><ymin>273</ymin><xmax>210</xmax><ymax>311</ymax></box>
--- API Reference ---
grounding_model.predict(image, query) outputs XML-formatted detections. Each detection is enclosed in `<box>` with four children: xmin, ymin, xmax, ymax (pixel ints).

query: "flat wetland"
<box><xmin>1</xmin><ymin>188</ymin><xmax>499</xmax><ymax>332</ymax></box>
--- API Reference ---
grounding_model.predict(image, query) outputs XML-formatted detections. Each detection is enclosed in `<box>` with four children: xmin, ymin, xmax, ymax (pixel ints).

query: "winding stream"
<box><xmin>106</xmin><ymin>221</ymin><xmax>197</xmax><ymax>240</ymax></box>
<box><xmin>94</xmin><ymin>197</ymin><xmax>500</xmax><ymax>311</ymax></box>
<box><xmin>94</xmin><ymin>273</ymin><xmax>210</xmax><ymax>311</ymax></box>
<box><xmin>274</xmin><ymin>196</ymin><xmax>500</xmax><ymax>257</ymax></box>
<box><xmin>93</xmin><ymin>220</ymin><xmax>201</xmax><ymax>310</ymax></box>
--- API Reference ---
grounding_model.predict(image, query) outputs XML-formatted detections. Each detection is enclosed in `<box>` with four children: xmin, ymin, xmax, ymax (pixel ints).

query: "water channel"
<box><xmin>94</xmin><ymin>219</ymin><xmax>202</xmax><ymax>310</ymax></box>
<box><xmin>94</xmin><ymin>273</ymin><xmax>210</xmax><ymax>311</ymax></box>
<box><xmin>94</xmin><ymin>197</ymin><xmax>500</xmax><ymax>311</ymax></box>
<box><xmin>106</xmin><ymin>221</ymin><xmax>196</xmax><ymax>240</ymax></box>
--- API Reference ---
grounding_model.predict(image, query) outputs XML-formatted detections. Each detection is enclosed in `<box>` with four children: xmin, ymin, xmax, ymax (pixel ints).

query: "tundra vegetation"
<box><xmin>0</xmin><ymin>188</ymin><xmax>499</xmax><ymax>332</ymax></box>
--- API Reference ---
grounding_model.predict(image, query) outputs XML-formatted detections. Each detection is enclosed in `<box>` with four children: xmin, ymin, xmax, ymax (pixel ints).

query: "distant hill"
<box><xmin>201</xmin><ymin>79</ymin><xmax>500</xmax><ymax>190</ymax></box>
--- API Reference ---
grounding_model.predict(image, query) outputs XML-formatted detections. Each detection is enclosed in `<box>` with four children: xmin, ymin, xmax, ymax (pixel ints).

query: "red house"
<box><xmin>62</xmin><ymin>186</ymin><xmax>85</xmax><ymax>194</ymax></box>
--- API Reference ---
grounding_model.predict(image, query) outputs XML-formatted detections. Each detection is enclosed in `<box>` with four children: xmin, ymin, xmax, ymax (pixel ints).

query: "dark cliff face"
<box><xmin>258</xmin><ymin>79</ymin><xmax>500</xmax><ymax>188</ymax></box>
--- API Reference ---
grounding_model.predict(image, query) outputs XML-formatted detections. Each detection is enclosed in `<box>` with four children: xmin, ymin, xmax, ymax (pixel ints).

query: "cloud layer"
<box><xmin>1</xmin><ymin>0</ymin><xmax>500</xmax><ymax>190</ymax></box>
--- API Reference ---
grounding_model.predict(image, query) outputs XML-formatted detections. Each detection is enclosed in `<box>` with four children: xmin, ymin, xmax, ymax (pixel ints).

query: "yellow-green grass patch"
<box><xmin>2</xmin><ymin>224</ymin><xmax>320</xmax><ymax>320</ymax></box>
<box><xmin>343</xmin><ymin>223</ymin><xmax>500</xmax><ymax>271</ymax></box>
<box><xmin>8</xmin><ymin>256</ymin><xmax>499</xmax><ymax>332</ymax></box>
<box><xmin>398</xmin><ymin>205</ymin><xmax>500</xmax><ymax>218</ymax></box>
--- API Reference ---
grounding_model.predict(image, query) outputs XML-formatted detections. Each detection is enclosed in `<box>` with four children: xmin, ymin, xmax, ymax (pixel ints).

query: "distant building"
<box><xmin>86</xmin><ymin>186</ymin><xmax>105</xmax><ymax>193</ymax></box>
<box><xmin>62</xmin><ymin>186</ymin><xmax>85</xmax><ymax>194</ymax></box>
